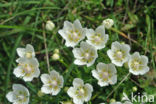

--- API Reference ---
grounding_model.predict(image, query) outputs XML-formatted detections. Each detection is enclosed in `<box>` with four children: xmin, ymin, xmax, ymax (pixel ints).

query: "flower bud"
<box><xmin>110</xmin><ymin>99</ymin><xmax>116</xmax><ymax>103</ymax></box>
<box><xmin>52</xmin><ymin>53</ymin><xmax>60</xmax><ymax>60</ymax></box>
<box><xmin>54</xmin><ymin>49</ymin><xmax>59</xmax><ymax>54</ymax></box>
<box><xmin>46</xmin><ymin>20</ymin><xmax>55</xmax><ymax>31</ymax></box>
<box><xmin>132</xmin><ymin>86</ymin><xmax>137</xmax><ymax>92</ymax></box>
<box><xmin>103</xmin><ymin>18</ymin><xmax>114</xmax><ymax>29</ymax></box>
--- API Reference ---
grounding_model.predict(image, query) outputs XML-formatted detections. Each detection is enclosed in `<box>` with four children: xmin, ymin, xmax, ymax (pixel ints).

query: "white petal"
<box><xmin>95</xmin><ymin>25</ymin><xmax>105</xmax><ymax>35</ymax></box>
<box><xmin>29</xmin><ymin>58</ymin><xmax>39</xmax><ymax>67</ymax></box>
<box><xmin>33</xmin><ymin>68</ymin><xmax>40</xmax><ymax>78</ymax></box>
<box><xmin>58</xmin><ymin>30</ymin><xmax>67</xmax><ymax>40</ymax></box>
<box><xmin>52</xmin><ymin>88</ymin><xmax>61</xmax><ymax>95</ymax></box>
<box><xmin>64</xmin><ymin>21</ymin><xmax>73</xmax><ymax>30</ymax></box>
<box><xmin>65</xmin><ymin>41</ymin><xmax>76</xmax><ymax>47</ymax></box>
<box><xmin>72</xmin><ymin>48</ymin><xmax>83</xmax><ymax>59</ymax></box>
<box><xmin>139</xmin><ymin>66</ymin><xmax>149</xmax><ymax>75</ymax></box>
<box><xmin>41</xmin><ymin>74</ymin><xmax>51</xmax><ymax>84</ymax></box>
<box><xmin>84</xmin><ymin>83</ymin><xmax>93</xmax><ymax>92</ymax></box>
<box><xmin>140</xmin><ymin>55</ymin><xmax>148</xmax><ymax>65</ymax></box>
<box><xmin>96</xmin><ymin>62</ymin><xmax>106</xmax><ymax>71</ymax></box>
<box><xmin>74</xmin><ymin>59</ymin><xmax>86</xmax><ymax>66</ymax></box>
<box><xmin>26</xmin><ymin>44</ymin><xmax>34</xmax><ymax>53</ymax></box>
<box><xmin>109</xmin><ymin>74</ymin><xmax>117</xmax><ymax>85</ymax></box>
<box><xmin>107</xmin><ymin>50</ymin><xmax>113</xmax><ymax>60</ymax></box>
<box><xmin>13</xmin><ymin>66</ymin><xmax>25</xmax><ymax>77</ymax></box>
<box><xmin>85</xmin><ymin>29</ymin><xmax>95</xmax><ymax>39</ymax></box>
<box><xmin>84</xmin><ymin>84</ymin><xmax>93</xmax><ymax>101</ymax></box>
<box><xmin>129</xmin><ymin>68</ymin><xmax>139</xmax><ymax>75</ymax></box>
<box><xmin>16</xmin><ymin>48</ymin><xmax>25</xmax><ymax>57</ymax></box>
<box><xmin>108</xmin><ymin>63</ymin><xmax>117</xmax><ymax>74</ymax></box>
<box><xmin>131</xmin><ymin>52</ymin><xmax>140</xmax><ymax>59</ymax></box>
<box><xmin>41</xmin><ymin>86</ymin><xmax>52</xmax><ymax>94</ymax></box>
<box><xmin>6</xmin><ymin>91</ymin><xmax>14</xmax><ymax>102</ymax></box>
<box><xmin>59</xmin><ymin>76</ymin><xmax>64</xmax><ymax>87</ymax></box>
<box><xmin>98</xmin><ymin>81</ymin><xmax>108</xmax><ymax>87</ymax></box>
<box><xmin>91</xmin><ymin>70</ymin><xmax>99</xmax><ymax>79</ymax></box>
<box><xmin>50</xmin><ymin>70</ymin><xmax>60</xmax><ymax>78</ymax></box>
<box><xmin>112</xmin><ymin>60</ymin><xmax>123</xmax><ymax>67</ymax></box>
<box><xmin>111</xmin><ymin>41</ymin><xmax>121</xmax><ymax>50</ymax></box>
<box><xmin>67</xmin><ymin>87</ymin><xmax>76</xmax><ymax>97</ymax></box>
<box><xmin>73</xmin><ymin>78</ymin><xmax>84</xmax><ymax>87</ymax></box>
<box><xmin>23</xmin><ymin>76</ymin><xmax>34</xmax><ymax>82</ymax></box>
<box><xmin>73</xmin><ymin>98</ymin><xmax>84</xmax><ymax>104</ymax></box>
<box><xmin>73</xmin><ymin>19</ymin><xmax>82</xmax><ymax>30</ymax></box>
<box><xmin>121</xmin><ymin>44</ymin><xmax>130</xmax><ymax>53</ymax></box>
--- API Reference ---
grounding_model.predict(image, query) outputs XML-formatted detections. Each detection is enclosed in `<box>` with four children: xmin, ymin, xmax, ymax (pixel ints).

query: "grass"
<box><xmin>0</xmin><ymin>0</ymin><xmax>156</xmax><ymax>104</ymax></box>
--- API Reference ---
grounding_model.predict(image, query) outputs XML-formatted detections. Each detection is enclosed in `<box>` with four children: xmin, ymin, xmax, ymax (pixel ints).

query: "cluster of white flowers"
<box><xmin>14</xmin><ymin>44</ymin><xmax>40</xmax><ymax>81</ymax></box>
<box><xmin>6</xmin><ymin>19</ymin><xmax>150</xmax><ymax>104</ymax></box>
<box><xmin>59</xmin><ymin>19</ymin><xmax>109</xmax><ymax>67</ymax></box>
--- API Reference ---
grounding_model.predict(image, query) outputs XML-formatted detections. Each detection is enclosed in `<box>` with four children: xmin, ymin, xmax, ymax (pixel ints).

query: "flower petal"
<box><xmin>73</xmin><ymin>78</ymin><xmax>84</xmax><ymax>87</ymax></box>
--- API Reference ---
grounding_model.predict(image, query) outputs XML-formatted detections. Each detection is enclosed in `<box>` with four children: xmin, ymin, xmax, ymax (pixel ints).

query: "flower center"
<box><xmin>131</xmin><ymin>60</ymin><xmax>141</xmax><ymax>71</ymax></box>
<box><xmin>117</xmin><ymin>51</ymin><xmax>123</xmax><ymax>58</ymax></box>
<box><xmin>68</xmin><ymin>30</ymin><xmax>81</xmax><ymax>42</ymax></box>
<box><xmin>51</xmin><ymin>80</ymin><xmax>58</xmax><ymax>86</ymax></box>
<box><xmin>84</xmin><ymin>52</ymin><xmax>90</xmax><ymax>60</ymax></box>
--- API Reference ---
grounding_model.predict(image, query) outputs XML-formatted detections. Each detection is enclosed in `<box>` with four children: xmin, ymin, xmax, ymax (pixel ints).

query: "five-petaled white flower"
<box><xmin>72</xmin><ymin>41</ymin><xmax>98</xmax><ymax>67</ymax></box>
<box><xmin>92</xmin><ymin>62</ymin><xmax>117</xmax><ymax>87</ymax></box>
<box><xmin>58</xmin><ymin>19</ymin><xmax>85</xmax><ymax>47</ymax></box>
<box><xmin>102</xmin><ymin>18</ymin><xmax>114</xmax><ymax>29</ymax></box>
<box><xmin>107</xmin><ymin>41</ymin><xmax>130</xmax><ymax>67</ymax></box>
<box><xmin>41</xmin><ymin>70</ymin><xmax>64</xmax><ymax>95</ymax></box>
<box><xmin>67</xmin><ymin>78</ymin><xmax>93</xmax><ymax>104</ymax></box>
<box><xmin>128</xmin><ymin>52</ymin><xmax>149</xmax><ymax>75</ymax></box>
<box><xmin>13</xmin><ymin>57</ymin><xmax>40</xmax><ymax>81</ymax></box>
<box><xmin>86</xmin><ymin>25</ymin><xmax>109</xmax><ymax>50</ymax></box>
<box><xmin>16</xmin><ymin>44</ymin><xmax>35</xmax><ymax>59</ymax></box>
<box><xmin>6</xmin><ymin>84</ymin><xmax>30</xmax><ymax>104</ymax></box>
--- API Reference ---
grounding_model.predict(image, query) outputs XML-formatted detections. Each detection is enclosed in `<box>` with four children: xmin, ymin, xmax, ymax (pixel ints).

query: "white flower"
<box><xmin>92</xmin><ymin>62</ymin><xmax>117</xmax><ymax>87</ymax></box>
<box><xmin>128</xmin><ymin>52</ymin><xmax>149</xmax><ymax>75</ymax></box>
<box><xmin>102</xmin><ymin>18</ymin><xmax>114</xmax><ymax>29</ymax></box>
<box><xmin>41</xmin><ymin>70</ymin><xmax>64</xmax><ymax>95</ymax></box>
<box><xmin>46</xmin><ymin>20</ymin><xmax>55</xmax><ymax>31</ymax></box>
<box><xmin>13</xmin><ymin>57</ymin><xmax>40</xmax><ymax>81</ymax></box>
<box><xmin>72</xmin><ymin>41</ymin><xmax>98</xmax><ymax>67</ymax></box>
<box><xmin>16</xmin><ymin>44</ymin><xmax>35</xmax><ymax>59</ymax></box>
<box><xmin>6</xmin><ymin>84</ymin><xmax>30</xmax><ymax>104</ymax></box>
<box><xmin>86</xmin><ymin>25</ymin><xmax>109</xmax><ymax>50</ymax></box>
<box><xmin>58</xmin><ymin>19</ymin><xmax>85</xmax><ymax>47</ymax></box>
<box><xmin>107</xmin><ymin>41</ymin><xmax>130</xmax><ymax>66</ymax></box>
<box><xmin>67</xmin><ymin>78</ymin><xmax>93</xmax><ymax>104</ymax></box>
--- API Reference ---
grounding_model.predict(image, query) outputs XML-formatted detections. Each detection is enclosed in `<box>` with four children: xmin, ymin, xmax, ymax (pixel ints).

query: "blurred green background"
<box><xmin>0</xmin><ymin>0</ymin><xmax>156</xmax><ymax>104</ymax></box>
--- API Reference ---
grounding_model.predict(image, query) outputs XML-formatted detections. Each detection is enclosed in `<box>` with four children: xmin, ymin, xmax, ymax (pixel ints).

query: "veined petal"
<box><xmin>67</xmin><ymin>87</ymin><xmax>76</xmax><ymax>98</ymax></box>
<box><xmin>16</xmin><ymin>48</ymin><xmax>25</xmax><ymax>57</ymax></box>
<box><xmin>6</xmin><ymin>91</ymin><xmax>14</xmax><ymax>102</ymax></box>
<box><xmin>73</xmin><ymin>78</ymin><xmax>84</xmax><ymax>87</ymax></box>
<box><xmin>41</xmin><ymin>74</ymin><xmax>51</xmax><ymax>84</ymax></box>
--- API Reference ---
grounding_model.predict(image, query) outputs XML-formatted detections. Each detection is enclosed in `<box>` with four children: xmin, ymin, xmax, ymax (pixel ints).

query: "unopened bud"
<box><xmin>132</xmin><ymin>86</ymin><xmax>137</xmax><ymax>92</ymax></box>
<box><xmin>54</xmin><ymin>49</ymin><xmax>59</xmax><ymax>54</ymax></box>
<box><xmin>46</xmin><ymin>20</ymin><xmax>55</xmax><ymax>31</ymax></box>
<box><xmin>52</xmin><ymin>53</ymin><xmax>60</xmax><ymax>60</ymax></box>
<box><xmin>103</xmin><ymin>18</ymin><xmax>114</xmax><ymax>29</ymax></box>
